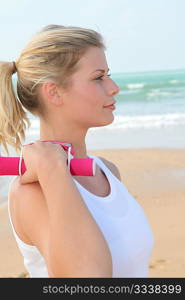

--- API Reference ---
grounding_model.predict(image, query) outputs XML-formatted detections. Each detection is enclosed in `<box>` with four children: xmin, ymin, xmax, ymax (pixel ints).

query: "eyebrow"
<box><xmin>91</xmin><ymin>68</ymin><xmax>110</xmax><ymax>74</ymax></box>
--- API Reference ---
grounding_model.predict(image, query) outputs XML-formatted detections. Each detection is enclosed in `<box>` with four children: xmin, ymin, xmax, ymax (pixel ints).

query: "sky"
<box><xmin>0</xmin><ymin>0</ymin><xmax>184</xmax><ymax>74</ymax></box>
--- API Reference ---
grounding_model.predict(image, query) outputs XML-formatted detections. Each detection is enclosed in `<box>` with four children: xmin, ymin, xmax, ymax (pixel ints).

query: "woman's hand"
<box><xmin>19</xmin><ymin>140</ymin><xmax>68</xmax><ymax>185</ymax></box>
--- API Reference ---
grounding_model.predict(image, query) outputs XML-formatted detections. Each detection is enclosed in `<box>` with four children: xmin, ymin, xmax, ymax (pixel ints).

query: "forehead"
<box><xmin>77</xmin><ymin>47</ymin><xmax>108</xmax><ymax>73</ymax></box>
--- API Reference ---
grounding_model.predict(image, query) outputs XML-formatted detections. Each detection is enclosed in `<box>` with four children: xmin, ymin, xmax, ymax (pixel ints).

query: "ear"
<box><xmin>41</xmin><ymin>81</ymin><xmax>63</xmax><ymax>106</ymax></box>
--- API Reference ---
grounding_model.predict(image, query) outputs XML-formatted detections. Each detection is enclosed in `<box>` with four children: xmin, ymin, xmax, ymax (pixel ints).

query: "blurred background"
<box><xmin>0</xmin><ymin>0</ymin><xmax>185</xmax><ymax>278</ymax></box>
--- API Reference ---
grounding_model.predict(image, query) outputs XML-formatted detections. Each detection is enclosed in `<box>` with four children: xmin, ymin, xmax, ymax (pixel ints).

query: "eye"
<box><xmin>95</xmin><ymin>73</ymin><xmax>111</xmax><ymax>81</ymax></box>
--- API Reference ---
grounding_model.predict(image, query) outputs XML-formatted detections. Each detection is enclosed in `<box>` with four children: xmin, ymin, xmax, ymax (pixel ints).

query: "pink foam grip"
<box><xmin>0</xmin><ymin>156</ymin><xmax>95</xmax><ymax>176</ymax></box>
<box><xmin>0</xmin><ymin>140</ymin><xmax>96</xmax><ymax>176</ymax></box>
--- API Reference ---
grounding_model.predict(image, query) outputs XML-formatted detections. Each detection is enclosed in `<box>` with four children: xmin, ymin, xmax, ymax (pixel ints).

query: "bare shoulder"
<box><xmin>98</xmin><ymin>157</ymin><xmax>122</xmax><ymax>181</ymax></box>
<box><xmin>9</xmin><ymin>176</ymin><xmax>46</xmax><ymax>214</ymax></box>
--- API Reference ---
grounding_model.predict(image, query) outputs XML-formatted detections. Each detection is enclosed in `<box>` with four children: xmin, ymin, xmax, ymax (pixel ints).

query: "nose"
<box><xmin>107</xmin><ymin>79</ymin><xmax>120</xmax><ymax>96</ymax></box>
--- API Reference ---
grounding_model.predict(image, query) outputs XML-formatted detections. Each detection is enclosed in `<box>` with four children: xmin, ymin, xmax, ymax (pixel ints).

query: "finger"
<box><xmin>19</xmin><ymin>171</ymin><xmax>37</xmax><ymax>185</ymax></box>
<box><xmin>19</xmin><ymin>172</ymin><xmax>28</xmax><ymax>185</ymax></box>
<box><xmin>19</xmin><ymin>145</ymin><xmax>32</xmax><ymax>184</ymax></box>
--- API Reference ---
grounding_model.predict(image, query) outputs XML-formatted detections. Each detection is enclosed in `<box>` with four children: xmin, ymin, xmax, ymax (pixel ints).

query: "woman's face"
<box><xmin>61</xmin><ymin>46</ymin><xmax>120</xmax><ymax>129</ymax></box>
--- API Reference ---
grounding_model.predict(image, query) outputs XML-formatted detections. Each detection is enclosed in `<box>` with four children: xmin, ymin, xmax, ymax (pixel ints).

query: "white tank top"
<box><xmin>8</xmin><ymin>155</ymin><xmax>154</xmax><ymax>278</ymax></box>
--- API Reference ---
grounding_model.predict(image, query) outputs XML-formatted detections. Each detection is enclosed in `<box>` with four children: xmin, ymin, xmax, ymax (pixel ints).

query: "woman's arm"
<box><xmin>10</xmin><ymin>159</ymin><xmax>113</xmax><ymax>277</ymax></box>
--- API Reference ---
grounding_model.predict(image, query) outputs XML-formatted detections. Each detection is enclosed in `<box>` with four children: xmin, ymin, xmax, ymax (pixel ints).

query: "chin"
<box><xmin>92</xmin><ymin>115</ymin><xmax>115</xmax><ymax>127</ymax></box>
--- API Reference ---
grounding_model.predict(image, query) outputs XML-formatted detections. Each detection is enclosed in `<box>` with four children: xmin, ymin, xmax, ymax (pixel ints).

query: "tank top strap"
<box><xmin>88</xmin><ymin>154</ymin><xmax>121</xmax><ymax>183</ymax></box>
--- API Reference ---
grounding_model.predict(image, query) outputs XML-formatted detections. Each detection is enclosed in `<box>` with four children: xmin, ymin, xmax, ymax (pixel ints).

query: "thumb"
<box><xmin>19</xmin><ymin>171</ymin><xmax>28</xmax><ymax>185</ymax></box>
<box><xmin>18</xmin><ymin>147</ymin><xmax>36</xmax><ymax>185</ymax></box>
<box><xmin>19</xmin><ymin>170</ymin><xmax>38</xmax><ymax>185</ymax></box>
<box><xmin>18</xmin><ymin>145</ymin><xmax>27</xmax><ymax>185</ymax></box>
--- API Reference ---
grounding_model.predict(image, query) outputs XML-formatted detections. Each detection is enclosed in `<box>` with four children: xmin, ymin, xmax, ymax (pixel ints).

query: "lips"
<box><xmin>104</xmin><ymin>102</ymin><xmax>116</xmax><ymax>108</ymax></box>
<box><xmin>103</xmin><ymin>103</ymin><xmax>116</xmax><ymax>110</ymax></box>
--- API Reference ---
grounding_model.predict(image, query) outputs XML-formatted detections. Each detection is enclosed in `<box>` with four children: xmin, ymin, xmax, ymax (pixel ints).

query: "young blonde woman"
<box><xmin>0</xmin><ymin>25</ymin><xmax>154</xmax><ymax>278</ymax></box>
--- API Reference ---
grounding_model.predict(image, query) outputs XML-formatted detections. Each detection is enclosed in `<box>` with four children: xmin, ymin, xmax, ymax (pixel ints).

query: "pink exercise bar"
<box><xmin>0</xmin><ymin>140</ymin><xmax>96</xmax><ymax>176</ymax></box>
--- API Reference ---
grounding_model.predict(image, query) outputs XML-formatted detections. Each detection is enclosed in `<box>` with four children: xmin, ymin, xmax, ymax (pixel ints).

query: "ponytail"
<box><xmin>0</xmin><ymin>61</ymin><xmax>31</xmax><ymax>156</ymax></box>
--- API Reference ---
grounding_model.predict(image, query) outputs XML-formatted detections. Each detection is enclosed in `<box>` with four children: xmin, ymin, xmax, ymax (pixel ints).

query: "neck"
<box><xmin>39</xmin><ymin>120</ymin><xmax>88</xmax><ymax>158</ymax></box>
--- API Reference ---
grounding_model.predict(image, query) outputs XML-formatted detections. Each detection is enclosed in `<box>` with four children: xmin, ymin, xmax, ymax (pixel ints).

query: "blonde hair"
<box><xmin>0</xmin><ymin>25</ymin><xmax>105</xmax><ymax>155</ymax></box>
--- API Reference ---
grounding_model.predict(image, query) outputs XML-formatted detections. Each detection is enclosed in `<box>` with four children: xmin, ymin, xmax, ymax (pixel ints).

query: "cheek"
<box><xmin>76</xmin><ymin>88</ymin><xmax>102</xmax><ymax>108</ymax></box>
<box><xmin>68</xmin><ymin>82</ymin><xmax>105</xmax><ymax>114</ymax></box>
<box><xmin>85</xmin><ymin>84</ymin><xmax>105</xmax><ymax>106</ymax></box>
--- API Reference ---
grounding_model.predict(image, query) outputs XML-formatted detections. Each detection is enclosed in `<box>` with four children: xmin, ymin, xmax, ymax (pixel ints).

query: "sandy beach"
<box><xmin>0</xmin><ymin>148</ymin><xmax>185</xmax><ymax>278</ymax></box>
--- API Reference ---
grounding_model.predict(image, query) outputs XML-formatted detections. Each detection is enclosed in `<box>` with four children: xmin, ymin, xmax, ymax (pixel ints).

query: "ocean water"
<box><xmin>0</xmin><ymin>68</ymin><xmax>185</xmax><ymax>202</ymax></box>
<box><xmin>113</xmin><ymin>69</ymin><xmax>185</xmax><ymax>129</ymax></box>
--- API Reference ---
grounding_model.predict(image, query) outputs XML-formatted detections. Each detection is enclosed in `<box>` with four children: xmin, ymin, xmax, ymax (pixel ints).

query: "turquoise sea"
<box><xmin>114</xmin><ymin>69</ymin><xmax>185</xmax><ymax>129</ymax></box>
<box><xmin>22</xmin><ymin>68</ymin><xmax>185</xmax><ymax>150</ymax></box>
